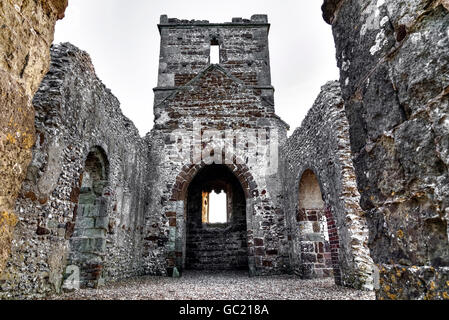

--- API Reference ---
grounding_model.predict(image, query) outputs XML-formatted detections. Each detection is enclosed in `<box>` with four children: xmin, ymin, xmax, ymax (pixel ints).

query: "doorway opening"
<box><xmin>185</xmin><ymin>164</ymin><xmax>248</xmax><ymax>271</ymax></box>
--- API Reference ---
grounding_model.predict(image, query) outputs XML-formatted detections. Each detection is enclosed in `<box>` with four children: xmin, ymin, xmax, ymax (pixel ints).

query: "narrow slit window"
<box><xmin>210</xmin><ymin>45</ymin><xmax>220</xmax><ymax>64</ymax></box>
<box><xmin>207</xmin><ymin>191</ymin><xmax>227</xmax><ymax>223</ymax></box>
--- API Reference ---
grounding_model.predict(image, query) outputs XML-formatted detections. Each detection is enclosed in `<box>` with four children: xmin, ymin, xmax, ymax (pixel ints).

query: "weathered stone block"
<box><xmin>94</xmin><ymin>217</ymin><xmax>108</xmax><ymax>229</ymax></box>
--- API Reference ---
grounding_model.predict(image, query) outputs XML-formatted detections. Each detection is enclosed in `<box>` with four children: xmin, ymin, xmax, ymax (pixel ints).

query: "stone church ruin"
<box><xmin>1</xmin><ymin>0</ymin><xmax>448</xmax><ymax>300</ymax></box>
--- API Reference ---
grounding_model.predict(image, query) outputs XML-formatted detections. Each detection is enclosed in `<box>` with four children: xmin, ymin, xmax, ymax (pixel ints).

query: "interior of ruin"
<box><xmin>1</xmin><ymin>0</ymin><xmax>448</xmax><ymax>301</ymax></box>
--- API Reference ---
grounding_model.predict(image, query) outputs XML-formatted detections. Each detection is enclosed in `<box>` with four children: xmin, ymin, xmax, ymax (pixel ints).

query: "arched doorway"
<box><xmin>185</xmin><ymin>164</ymin><xmax>248</xmax><ymax>271</ymax></box>
<box><xmin>298</xmin><ymin>169</ymin><xmax>341</xmax><ymax>283</ymax></box>
<box><xmin>67</xmin><ymin>147</ymin><xmax>109</xmax><ymax>288</ymax></box>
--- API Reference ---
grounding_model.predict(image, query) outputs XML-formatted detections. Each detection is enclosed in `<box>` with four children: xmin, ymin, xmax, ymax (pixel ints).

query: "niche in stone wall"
<box><xmin>299</xmin><ymin>170</ymin><xmax>324</xmax><ymax>209</ymax></box>
<box><xmin>297</xmin><ymin>169</ymin><xmax>334</xmax><ymax>279</ymax></box>
<box><xmin>66</xmin><ymin>146</ymin><xmax>109</xmax><ymax>288</ymax></box>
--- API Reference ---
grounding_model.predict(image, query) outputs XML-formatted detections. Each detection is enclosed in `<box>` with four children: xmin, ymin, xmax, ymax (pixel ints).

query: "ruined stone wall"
<box><xmin>145</xmin><ymin>16</ymin><xmax>290</xmax><ymax>277</ymax></box>
<box><xmin>0</xmin><ymin>43</ymin><xmax>149</xmax><ymax>298</ymax></box>
<box><xmin>324</xmin><ymin>0</ymin><xmax>449</xmax><ymax>299</ymax></box>
<box><xmin>146</xmin><ymin>67</ymin><xmax>290</xmax><ymax>277</ymax></box>
<box><xmin>283</xmin><ymin>81</ymin><xmax>374</xmax><ymax>290</ymax></box>
<box><xmin>0</xmin><ymin>0</ymin><xmax>67</xmax><ymax>277</ymax></box>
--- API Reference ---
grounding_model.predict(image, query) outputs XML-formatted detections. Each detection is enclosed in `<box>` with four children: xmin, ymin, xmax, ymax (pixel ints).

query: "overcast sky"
<box><xmin>53</xmin><ymin>0</ymin><xmax>339</xmax><ymax>137</ymax></box>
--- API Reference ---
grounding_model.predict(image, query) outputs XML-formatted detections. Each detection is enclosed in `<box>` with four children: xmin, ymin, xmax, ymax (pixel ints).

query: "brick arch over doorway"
<box><xmin>170</xmin><ymin>162</ymin><xmax>258</xmax><ymax>202</ymax></box>
<box><xmin>166</xmin><ymin>162</ymin><xmax>259</xmax><ymax>276</ymax></box>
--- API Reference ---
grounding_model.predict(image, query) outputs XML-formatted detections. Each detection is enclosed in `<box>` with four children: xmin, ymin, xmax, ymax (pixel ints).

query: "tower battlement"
<box><xmin>158</xmin><ymin>14</ymin><xmax>269</xmax><ymax>27</ymax></box>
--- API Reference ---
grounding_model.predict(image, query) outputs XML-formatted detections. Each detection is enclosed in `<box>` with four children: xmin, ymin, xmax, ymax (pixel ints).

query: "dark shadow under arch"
<box><xmin>167</xmin><ymin>162</ymin><xmax>258</xmax><ymax>276</ymax></box>
<box><xmin>185</xmin><ymin>164</ymin><xmax>248</xmax><ymax>270</ymax></box>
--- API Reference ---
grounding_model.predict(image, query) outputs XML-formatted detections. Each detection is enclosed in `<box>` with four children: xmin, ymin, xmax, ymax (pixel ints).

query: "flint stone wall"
<box><xmin>0</xmin><ymin>43</ymin><xmax>149</xmax><ymax>298</ymax></box>
<box><xmin>0</xmin><ymin>12</ymin><xmax>387</xmax><ymax>298</ymax></box>
<box><xmin>146</xmin><ymin>66</ymin><xmax>291</xmax><ymax>276</ymax></box>
<box><xmin>283</xmin><ymin>81</ymin><xmax>374</xmax><ymax>290</ymax></box>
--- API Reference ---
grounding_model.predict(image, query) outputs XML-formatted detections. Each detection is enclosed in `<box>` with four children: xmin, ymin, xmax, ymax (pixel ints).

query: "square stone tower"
<box><xmin>153</xmin><ymin>14</ymin><xmax>274</xmax><ymax>107</ymax></box>
<box><xmin>145</xmin><ymin>15</ymin><xmax>290</xmax><ymax>277</ymax></box>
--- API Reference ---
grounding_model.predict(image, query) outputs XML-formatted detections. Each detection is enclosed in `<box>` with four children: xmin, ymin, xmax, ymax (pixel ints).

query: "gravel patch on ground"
<box><xmin>48</xmin><ymin>271</ymin><xmax>375</xmax><ymax>300</ymax></box>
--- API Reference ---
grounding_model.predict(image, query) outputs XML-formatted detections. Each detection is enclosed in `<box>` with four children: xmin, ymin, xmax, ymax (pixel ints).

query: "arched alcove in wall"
<box><xmin>67</xmin><ymin>146</ymin><xmax>109</xmax><ymax>288</ymax></box>
<box><xmin>299</xmin><ymin>170</ymin><xmax>325</xmax><ymax>209</ymax></box>
<box><xmin>297</xmin><ymin>169</ymin><xmax>341</xmax><ymax>284</ymax></box>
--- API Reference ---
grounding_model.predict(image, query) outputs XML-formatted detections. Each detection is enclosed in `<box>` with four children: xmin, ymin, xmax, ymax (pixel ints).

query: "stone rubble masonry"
<box><xmin>0</xmin><ymin>0</ymin><xmax>68</xmax><ymax>278</ymax></box>
<box><xmin>154</xmin><ymin>14</ymin><xmax>274</xmax><ymax>107</ymax></box>
<box><xmin>1</xmin><ymin>13</ymin><xmax>377</xmax><ymax>298</ymax></box>
<box><xmin>146</xmin><ymin>15</ymin><xmax>291</xmax><ymax>277</ymax></box>
<box><xmin>0</xmin><ymin>43</ymin><xmax>149</xmax><ymax>298</ymax></box>
<box><xmin>324</xmin><ymin>0</ymin><xmax>449</xmax><ymax>299</ymax></box>
<box><xmin>283</xmin><ymin>81</ymin><xmax>374</xmax><ymax>290</ymax></box>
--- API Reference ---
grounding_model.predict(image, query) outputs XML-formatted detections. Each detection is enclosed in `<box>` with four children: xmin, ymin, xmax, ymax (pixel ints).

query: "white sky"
<box><xmin>53</xmin><ymin>0</ymin><xmax>339</xmax><ymax>137</ymax></box>
<box><xmin>208</xmin><ymin>191</ymin><xmax>227</xmax><ymax>223</ymax></box>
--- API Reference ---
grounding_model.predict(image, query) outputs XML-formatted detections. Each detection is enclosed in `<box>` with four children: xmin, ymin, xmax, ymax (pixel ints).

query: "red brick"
<box><xmin>262</xmin><ymin>260</ymin><xmax>273</xmax><ymax>267</ymax></box>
